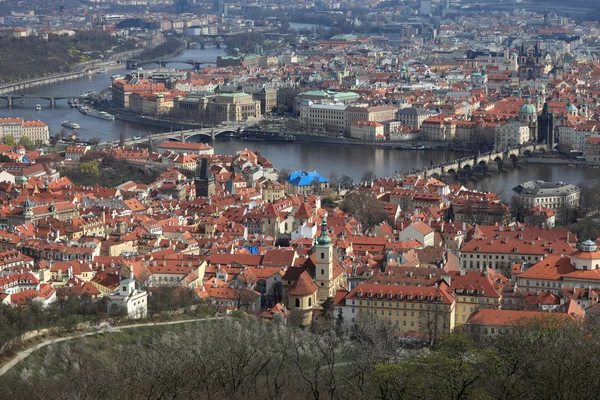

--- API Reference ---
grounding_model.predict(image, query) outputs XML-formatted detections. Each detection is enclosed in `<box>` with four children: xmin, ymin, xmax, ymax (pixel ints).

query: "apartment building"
<box><xmin>0</xmin><ymin>118</ymin><xmax>49</xmax><ymax>144</ymax></box>
<box><xmin>299</xmin><ymin>101</ymin><xmax>347</xmax><ymax>132</ymax></box>
<box><xmin>494</xmin><ymin>121</ymin><xmax>531</xmax><ymax>150</ymax></box>
<box><xmin>336</xmin><ymin>284</ymin><xmax>456</xmax><ymax>335</ymax></box>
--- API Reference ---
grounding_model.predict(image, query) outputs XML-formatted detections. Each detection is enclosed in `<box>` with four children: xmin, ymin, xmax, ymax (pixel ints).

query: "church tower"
<box><xmin>23</xmin><ymin>197</ymin><xmax>33</xmax><ymax>220</ymax></box>
<box><xmin>314</xmin><ymin>216</ymin><xmax>334</xmax><ymax>300</ymax></box>
<box><xmin>195</xmin><ymin>157</ymin><xmax>215</xmax><ymax>198</ymax></box>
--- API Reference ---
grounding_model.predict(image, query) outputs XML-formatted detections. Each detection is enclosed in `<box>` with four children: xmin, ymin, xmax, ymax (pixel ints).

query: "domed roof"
<box><xmin>566</xmin><ymin>102</ymin><xmax>578</xmax><ymax>112</ymax></box>
<box><xmin>582</xmin><ymin>239</ymin><xmax>596</xmax><ymax>247</ymax></box>
<box><xmin>23</xmin><ymin>197</ymin><xmax>33</xmax><ymax>208</ymax></box>
<box><xmin>538</xmin><ymin>82</ymin><xmax>546</xmax><ymax>89</ymax></box>
<box><xmin>20</xmin><ymin>175</ymin><xmax>28</xmax><ymax>183</ymax></box>
<box><xmin>232</xmin><ymin>47</ymin><xmax>240</xmax><ymax>53</ymax></box>
<box><xmin>519</xmin><ymin>102</ymin><xmax>537</xmax><ymax>114</ymax></box>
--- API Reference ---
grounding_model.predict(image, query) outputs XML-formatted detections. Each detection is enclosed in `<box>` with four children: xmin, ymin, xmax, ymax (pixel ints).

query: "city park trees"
<box><xmin>5</xmin><ymin>314</ymin><xmax>600</xmax><ymax>399</ymax></box>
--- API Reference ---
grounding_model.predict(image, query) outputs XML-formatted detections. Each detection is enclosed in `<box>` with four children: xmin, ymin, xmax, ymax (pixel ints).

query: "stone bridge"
<box><xmin>0</xmin><ymin>94</ymin><xmax>90</xmax><ymax>107</ymax></box>
<box><xmin>103</xmin><ymin>128</ymin><xmax>239</xmax><ymax>147</ymax></box>
<box><xmin>125</xmin><ymin>59</ymin><xmax>212</xmax><ymax>69</ymax></box>
<box><xmin>411</xmin><ymin>143</ymin><xmax>548</xmax><ymax>178</ymax></box>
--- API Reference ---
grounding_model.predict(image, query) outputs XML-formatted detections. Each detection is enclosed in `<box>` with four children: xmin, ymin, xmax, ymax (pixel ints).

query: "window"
<box><xmin>321</xmin><ymin>253</ymin><xmax>324</xmax><ymax>260</ymax></box>
<box><xmin>122</xmin><ymin>286</ymin><xmax>127</xmax><ymax>292</ymax></box>
<box><xmin>308</xmin><ymin>297</ymin><xmax>312</xmax><ymax>307</ymax></box>
<box><xmin>295</xmin><ymin>298</ymin><xmax>300</xmax><ymax>307</ymax></box>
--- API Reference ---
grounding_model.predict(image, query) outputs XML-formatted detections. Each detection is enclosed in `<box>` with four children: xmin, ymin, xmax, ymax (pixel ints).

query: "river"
<box><xmin>0</xmin><ymin>45</ymin><xmax>596</xmax><ymax>198</ymax></box>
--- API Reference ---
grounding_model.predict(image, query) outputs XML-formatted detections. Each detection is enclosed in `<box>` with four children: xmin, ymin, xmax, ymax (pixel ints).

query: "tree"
<box><xmin>18</xmin><ymin>136</ymin><xmax>35</xmax><ymax>150</ymax></box>
<box><xmin>338</xmin><ymin>175</ymin><xmax>353</xmax><ymax>189</ymax></box>
<box><xmin>88</xmin><ymin>137</ymin><xmax>100</xmax><ymax>148</ymax></box>
<box><xmin>311</xmin><ymin>177</ymin><xmax>322</xmax><ymax>195</ymax></box>
<box><xmin>328</xmin><ymin>171</ymin><xmax>339</xmax><ymax>188</ymax></box>
<box><xmin>443</xmin><ymin>204</ymin><xmax>455</xmax><ymax>222</ymax></box>
<box><xmin>343</xmin><ymin>191</ymin><xmax>389</xmax><ymax>231</ymax></box>
<box><xmin>2</xmin><ymin>134</ymin><xmax>15</xmax><ymax>147</ymax></box>
<box><xmin>511</xmin><ymin>195</ymin><xmax>526</xmax><ymax>223</ymax></box>
<box><xmin>119</xmin><ymin>131</ymin><xmax>125</xmax><ymax>147</ymax></box>
<box><xmin>80</xmin><ymin>161</ymin><xmax>100</xmax><ymax>176</ymax></box>
<box><xmin>557</xmin><ymin>143</ymin><xmax>573</xmax><ymax>155</ymax></box>
<box><xmin>360</xmin><ymin>170</ymin><xmax>376</xmax><ymax>183</ymax></box>
<box><xmin>277</xmin><ymin>168</ymin><xmax>291</xmax><ymax>184</ymax></box>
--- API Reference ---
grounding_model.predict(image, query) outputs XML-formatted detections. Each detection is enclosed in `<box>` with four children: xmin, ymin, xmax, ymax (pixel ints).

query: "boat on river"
<box><xmin>61</xmin><ymin>120</ymin><xmax>80</xmax><ymax>129</ymax></box>
<box><xmin>86</xmin><ymin>109</ymin><xmax>115</xmax><ymax>121</ymax></box>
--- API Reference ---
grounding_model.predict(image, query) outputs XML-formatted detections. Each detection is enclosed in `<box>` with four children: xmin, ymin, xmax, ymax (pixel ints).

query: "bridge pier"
<box><xmin>6</xmin><ymin>97</ymin><xmax>12</xmax><ymax>108</ymax></box>
<box><xmin>216</xmin><ymin>43</ymin><xmax>221</xmax><ymax>49</ymax></box>
<box><xmin>50</xmin><ymin>97</ymin><xmax>56</xmax><ymax>108</ymax></box>
<box><xmin>200</xmin><ymin>42</ymin><xmax>205</xmax><ymax>50</ymax></box>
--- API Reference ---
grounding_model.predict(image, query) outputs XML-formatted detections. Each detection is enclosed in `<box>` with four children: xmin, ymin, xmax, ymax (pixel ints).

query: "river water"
<box><xmin>0</xmin><ymin>45</ymin><xmax>596</xmax><ymax>198</ymax></box>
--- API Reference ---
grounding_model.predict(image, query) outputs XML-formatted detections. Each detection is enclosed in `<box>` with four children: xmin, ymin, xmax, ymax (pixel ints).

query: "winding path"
<box><xmin>0</xmin><ymin>317</ymin><xmax>221</xmax><ymax>377</ymax></box>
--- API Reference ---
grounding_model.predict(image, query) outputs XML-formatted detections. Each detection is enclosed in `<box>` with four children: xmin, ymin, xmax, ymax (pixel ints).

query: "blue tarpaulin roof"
<box><xmin>286</xmin><ymin>171</ymin><xmax>329</xmax><ymax>187</ymax></box>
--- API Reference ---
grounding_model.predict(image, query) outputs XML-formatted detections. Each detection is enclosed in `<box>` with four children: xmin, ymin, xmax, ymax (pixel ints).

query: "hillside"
<box><xmin>0</xmin><ymin>31</ymin><xmax>134</xmax><ymax>83</ymax></box>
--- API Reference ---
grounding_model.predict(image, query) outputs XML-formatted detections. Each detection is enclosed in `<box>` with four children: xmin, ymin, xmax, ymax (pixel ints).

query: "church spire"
<box><xmin>316</xmin><ymin>216</ymin><xmax>331</xmax><ymax>246</ymax></box>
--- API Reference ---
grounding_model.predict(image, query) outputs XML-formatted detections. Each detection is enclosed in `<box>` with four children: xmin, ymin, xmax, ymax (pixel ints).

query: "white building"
<box><xmin>350</xmin><ymin>120</ymin><xmax>385</xmax><ymax>139</ymax></box>
<box><xmin>558</xmin><ymin>123</ymin><xmax>598</xmax><ymax>152</ymax></box>
<box><xmin>398</xmin><ymin>221</ymin><xmax>434</xmax><ymax>247</ymax></box>
<box><xmin>291</xmin><ymin>222</ymin><xmax>318</xmax><ymax>241</ymax></box>
<box><xmin>494</xmin><ymin>120</ymin><xmax>530</xmax><ymax>150</ymax></box>
<box><xmin>512</xmin><ymin>180</ymin><xmax>581</xmax><ymax>212</ymax></box>
<box><xmin>107</xmin><ymin>276</ymin><xmax>148</xmax><ymax>319</ymax></box>
<box><xmin>0</xmin><ymin>117</ymin><xmax>50</xmax><ymax>144</ymax></box>
<box><xmin>299</xmin><ymin>101</ymin><xmax>347</xmax><ymax>132</ymax></box>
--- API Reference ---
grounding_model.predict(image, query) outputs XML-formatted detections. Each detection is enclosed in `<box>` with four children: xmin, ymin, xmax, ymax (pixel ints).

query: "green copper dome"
<box><xmin>316</xmin><ymin>216</ymin><xmax>331</xmax><ymax>246</ymax></box>
<box><xmin>566</xmin><ymin>102</ymin><xmax>578</xmax><ymax>112</ymax></box>
<box><xmin>519</xmin><ymin>103</ymin><xmax>537</xmax><ymax>114</ymax></box>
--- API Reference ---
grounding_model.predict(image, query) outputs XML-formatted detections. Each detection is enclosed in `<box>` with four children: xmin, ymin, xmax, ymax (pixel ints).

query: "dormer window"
<box><xmin>367</xmin><ymin>292</ymin><xmax>373</xmax><ymax>298</ymax></box>
<box><xmin>426</xmin><ymin>295</ymin><xmax>433</xmax><ymax>301</ymax></box>
<box><xmin>406</xmin><ymin>295</ymin><xmax>413</xmax><ymax>300</ymax></box>
<box><xmin>387</xmin><ymin>293</ymin><xmax>393</xmax><ymax>300</ymax></box>
<box><xmin>467</xmin><ymin>289</ymin><xmax>474</xmax><ymax>294</ymax></box>
<box><xmin>436</xmin><ymin>296</ymin><xmax>443</xmax><ymax>302</ymax></box>
<box><xmin>456</xmin><ymin>288</ymin><xmax>463</xmax><ymax>294</ymax></box>
<box><xmin>417</xmin><ymin>295</ymin><xmax>423</xmax><ymax>301</ymax></box>
<box><xmin>356</xmin><ymin>291</ymin><xmax>363</xmax><ymax>298</ymax></box>
<box><xmin>397</xmin><ymin>294</ymin><xmax>403</xmax><ymax>300</ymax></box>
<box><xmin>477</xmin><ymin>289</ymin><xmax>484</xmax><ymax>295</ymax></box>
<box><xmin>377</xmin><ymin>292</ymin><xmax>382</xmax><ymax>299</ymax></box>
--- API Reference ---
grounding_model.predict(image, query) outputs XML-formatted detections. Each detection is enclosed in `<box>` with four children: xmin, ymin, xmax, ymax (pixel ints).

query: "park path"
<box><xmin>0</xmin><ymin>317</ymin><xmax>221</xmax><ymax>377</ymax></box>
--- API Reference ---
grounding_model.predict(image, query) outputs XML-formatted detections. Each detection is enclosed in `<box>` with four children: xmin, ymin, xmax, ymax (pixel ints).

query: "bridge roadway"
<box><xmin>99</xmin><ymin>126</ymin><xmax>245</xmax><ymax>147</ymax></box>
<box><xmin>0</xmin><ymin>94</ymin><xmax>91</xmax><ymax>107</ymax></box>
<box><xmin>125</xmin><ymin>59</ymin><xmax>213</xmax><ymax>69</ymax></box>
<box><xmin>403</xmin><ymin>143</ymin><xmax>548</xmax><ymax>178</ymax></box>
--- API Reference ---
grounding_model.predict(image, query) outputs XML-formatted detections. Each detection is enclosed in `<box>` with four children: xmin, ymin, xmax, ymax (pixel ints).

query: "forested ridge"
<box><xmin>3</xmin><ymin>314</ymin><xmax>600</xmax><ymax>399</ymax></box>
<box><xmin>0</xmin><ymin>31</ymin><xmax>131</xmax><ymax>82</ymax></box>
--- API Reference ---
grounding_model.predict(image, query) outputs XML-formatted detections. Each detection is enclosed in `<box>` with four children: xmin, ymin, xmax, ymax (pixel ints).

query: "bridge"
<box><xmin>125</xmin><ymin>59</ymin><xmax>212</xmax><ymax>70</ymax></box>
<box><xmin>0</xmin><ymin>94</ymin><xmax>91</xmax><ymax>107</ymax></box>
<box><xmin>99</xmin><ymin>126</ymin><xmax>247</xmax><ymax>148</ymax></box>
<box><xmin>404</xmin><ymin>143</ymin><xmax>548</xmax><ymax>179</ymax></box>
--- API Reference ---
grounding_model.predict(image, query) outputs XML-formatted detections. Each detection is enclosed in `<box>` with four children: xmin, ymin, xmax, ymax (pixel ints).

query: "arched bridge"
<box><xmin>103</xmin><ymin>128</ymin><xmax>238</xmax><ymax>147</ymax></box>
<box><xmin>125</xmin><ymin>59</ymin><xmax>212</xmax><ymax>69</ymax></box>
<box><xmin>0</xmin><ymin>94</ymin><xmax>91</xmax><ymax>107</ymax></box>
<box><xmin>408</xmin><ymin>144</ymin><xmax>548</xmax><ymax>178</ymax></box>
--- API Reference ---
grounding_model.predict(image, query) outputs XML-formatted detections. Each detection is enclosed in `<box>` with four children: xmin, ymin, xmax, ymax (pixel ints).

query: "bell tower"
<box><xmin>314</xmin><ymin>216</ymin><xmax>333</xmax><ymax>299</ymax></box>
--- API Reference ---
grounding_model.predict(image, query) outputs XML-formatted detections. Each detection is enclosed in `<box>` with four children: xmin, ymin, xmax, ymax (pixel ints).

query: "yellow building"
<box><xmin>336</xmin><ymin>284</ymin><xmax>456</xmax><ymax>335</ymax></box>
<box><xmin>445</xmin><ymin>270</ymin><xmax>502</xmax><ymax>326</ymax></box>
<box><xmin>207</xmin><ymin>93</ymin><xmax>261</xmax><ymax>122</ymax></box>
<box><xmin>286</xmin><ymin>270</ymin><xmax>318</xmax><ymax>325</ymax></box>
<box><xmin>261</xmin><ymin>179</ymin><xmax>285</xmax><ymax>203</ymax></box>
